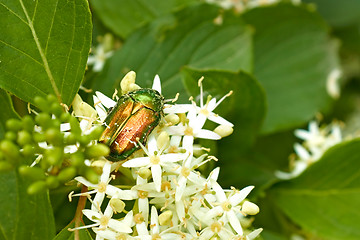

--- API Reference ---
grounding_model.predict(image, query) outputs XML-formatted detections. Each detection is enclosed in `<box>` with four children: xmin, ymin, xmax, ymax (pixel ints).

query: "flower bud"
<box><xmin>109</xmin><ymin>198</ymin><xmax>125</xmax><ymax>214</ymax></box>
<box><xmin>19</xmin><ymin>165</ymin><xmax>46</xmax><ymax>180</ymax></box>
<box><xmin>44</xmin><ymin>147</ymin><xmax>63</xmax><ymax>165</ymax></box>
<box><xmin>35</xmin><ymin>113</ymin><xmax>51</xmax><ymax>129</ymax></box>
<box><xmin>60</xmin><ymin>112</ymin><xmax>70</xmax><ymax>122</ymax></box>
<box><xmin>65</xmin><ymin>133</ymin><xmax>77</xmax><ymax>145</ymax></box>
<box><xmin>138</xmin><ymin>167</ymin><xmax>151</xmax><ymax>179</ymax></box>
<box><xmin>22</xmin><ymin>115</ymin><xmax>35</xmax><ymax>132</ymax></box>
<box><xmin>70</xmin><ymin>152</ymin><xmax>85</xmax><ymax>167</ymax></box>
<box><xmin>0</xmin><ymin>161</ymin><xmax>13</xmax><ymax>172</ymax></box>
<box><xmin>6</xmin><ymin>119</ymin><xmax>22</xmax><ymax>132</ymax></box>
<box><xmin>47</xmin><ymin>94</ymin><xmax>58</xmax><ymax>104</ymax></box>
<box><xmin>46</xmin><ymin>175</ymin><xmax>60</xmax><ymax>189</ymax></box>
<box><xmin>57</xmin><ymin>167</ymin><xmax>77</xmax><ymax>183</ymax></box>
<box><xmin>120</xmin><ymin>71</ymin><xmax>137</xmax><ymax>94</ymax></box>
<box><xmin>34</xmin><ymin>96</ymin><xmax>50</xmax><ymax>112</ymax></box>
<box><xmin>85</xmin><ymin>144</ymin><xmax>110</xmax><ymax>159</ymax></box>
<box><xmin>159</xmin><ymin>210</ymin><xmax>173</xmax><ymax>226</ymax></box>
<box><xmin>88</xmin><ymin>126</ymin><xmax>104</xmax><ymax>140</ymax></box>
<box><xmin>164</xmin><ymin>114</ymin><xmax>180</xmax><ymax>125</ymax></box>
<box><xmin>242</xmin><ymin>201</ymin><xmax>259</xmax><ymax>215</ymax></box>
<box><xmin>50</xmin><ymin>102</ymin><xmax>63</xmax><ymax>118</ymax></box>
<box><xmin>27</xmin><ymin>180</ymin><xmax>47</xmax><ymax>194</ymax></box>
<box><xmin>5</xmin><ymin>131</ymin><xmax>17</xmax><ymax>141</ymax></box>
<box><xmin>17</xmin><ymin>130</ymin><xmax>32</xmax><ymax>146</ymax></box>
<box><xmin>69</xmin><ymin>116</ymin><xmax>81</xmax><ymax>135</ymax></box>
<box><xmin>45</xmin><ymin>128</ymin><xmax>63</xmax><ymax>146</ymax></box>
<box><xmin>0</xmin><ymin>140</ymin><xmax>20</xmax><ymax>160</ymax></box>
<box><xmin>84</xmin><ymin>167</ymin><xmax>100</xmax><ymax>184</ymax></box>
<box><xmin>22</xmin><ymin>144</ymin><xmax>35</xmax><ymax>157</ymax></box>
<box><xmin>214</xmin><ymin>125</ymin><xmax>233</xmax><ymax>138</ymax></box>
<box><xmin>72</xmin><ymin>94</ymin><xmax>97</xmax><ymax>120</ymax></box>
<box><xmin>157</xmin><ymin>131</ymin><xmax>170</xmax><ymax>151</ymax></box>
<box><xmin>33</xmin><ymin>132</ymin><xmax>46</xmax><ymax>143</ymax></box>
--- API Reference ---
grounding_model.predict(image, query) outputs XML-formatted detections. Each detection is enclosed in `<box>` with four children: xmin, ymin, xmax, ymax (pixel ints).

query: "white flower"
<box><xmin>122</xmin><ymin>134</ymin><xmax>186</xmax><ymax>192</ymax></box>
<box><xmin>276</xmin><ymin>121</ymin><xmax>342</xmax><ymax>179</ymax></box>
<box><xmin>207</xmin><ymin>182</ymin><xmax>255</xmax><ymax>235</ymax></box>
<box><xmin>167</xmin><ymin>109</ymin><xmax>221</xmax><ymax>152</ymax></box>
<box><xmin>326</xmin><ymin>68</ymin><xmax>341</xmax><ymax>99</ymax></box>
<box><xmin>87</xmin><ymin>43</ymin><xmax>113</xmax><ymax>72</ymax></box>
<box><xmin>74</xmin><ymin>161</ymin><xmax>136</xmax><ymax>210</ymax></box>
<box><xmin>81</xmin><ymin>200</ymin><xmax>132</xmax><ymax>234</ymax></box>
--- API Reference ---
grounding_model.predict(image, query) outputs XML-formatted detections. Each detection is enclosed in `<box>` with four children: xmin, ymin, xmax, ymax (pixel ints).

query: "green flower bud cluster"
<box><xmin>0</xmin><ymin>94</ymin><xmax>110</xmax><ymax>194</ymax></box>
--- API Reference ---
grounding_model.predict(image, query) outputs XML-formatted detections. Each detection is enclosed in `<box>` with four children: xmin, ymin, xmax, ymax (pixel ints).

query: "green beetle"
<box><xmin>99</xmin><ymin>88</ymin><xmax>164</xmax><ymax>161</ymax></box>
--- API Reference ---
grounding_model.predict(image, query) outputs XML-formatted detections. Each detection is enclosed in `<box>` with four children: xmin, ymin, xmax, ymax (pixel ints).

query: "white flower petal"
<box><xmin>152</xmin><ymin>75</ymin><xmax>162</xmax><ymax>94</ymax></box>
<box><xmin>101</xmin><ymin>162</ymin><xmax>112</xmax><ymax>183</ymax></box>
<box><xmin>136</xmin><ymin>222</ymin><xmax>149</xmax><ymax>236</ymax></box>
<box><xmin>147</xmin><ymin>134</ymin><xmax>158</xmax><ymax>155</ymax></box>
<box><xmin>60</xmin><ymin>123</ymin><xmax>71</xmax><ymax>131</ymax></box>
<box><xmin>122</xmin><ymin>157</ymin><xmax>150</xmax><ymax>168</ymax></box>
<box><xmin>164</xmin><ymin>104</ymin><xmax>193</xmax><ymax>114</ymax></box>
<box><xmin>211</xmin><ymin>180</ymin><xmax>227</xmax><ymax>202</ymax></box>
<box><xmin>139</xmin><ymin>198</ymin><xmax>149</xmax><ymax>223</ymax></box>
<box><xmin>160</xmin><ymin>153</ymin><xmax>186</xmax><ymax>163</ymax></box>
<box><xmin>108</xmin><ymin>219</ymin><xmax>133</xmax><ymax>233</ymax></box>
<box><xmin>195</xmin><ymin>129</ymin><xmax>221</xmax><ymax>140</ymax></box>
<box><xmin>75</xmin><ymin>176</ymin><xmax>97</xmax><ymax>188</ymax></box>
<box><xmin>96</xmin><ymin>91</ymin><xmax>116</xmax><ymax>108</ymax></box>
<box><xmin>92</xmin><ymin>192</ymin><xmax>105</xmax><ymax>211</ymax></box>
<box><xmin>83</xmin><ymin>209</ymin><xmax>101</xmax><ymax>222</ymax></box>
<box><xmin>175</xmin><ymin>176</ymin><xmax>187</xmax><ymax>201</ymax></box>
<box><xmin>93</xmin><ymin>95</ymin><xmax>108</xmax><ymax>122</ymax></box>
<box><xmin>151</xmin><ymin>164</ymin><xmax>162</xmax><ymax>192</ymax></box>
<box><xmin>166</xmin><ymin>126</ymin><xmax>187</xmax><ymax>135</ymax></box>
<box><xmin>230</xmin><ymin>185</ymin><xmax>254</xmax><ymax>206</ymax></box>
<box><xmin>246</xmin><ymin>228</ymin><xmax>263</xmax><ymax>240</ymax></box>
<box><xmin>227</xmin><ymin>210</ymin><xmax>243</xmax><ymax>235</ymax></box>
<box><xmin>208</xmin><ymin>114</ymin><xmax>234</xmax><ymax>127</ymax></box>
<box><xmin>150</xmin><ymin>206</ymin><xmax>159</xmax><ymax>234</ymax></box>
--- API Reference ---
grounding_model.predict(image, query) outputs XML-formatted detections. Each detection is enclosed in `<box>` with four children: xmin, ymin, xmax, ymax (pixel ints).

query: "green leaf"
<box><xmin>0</xmin><ymin>90</ymin><xmax>19</xmax><ymax>138</ymax></box>
<box><xmin>90</xmin><ymin>0</ymin><xmax>196</xmax><ymax>38</ymax></box>
<box><xmin>53</xmin><ymin>221</ymin><xmax>93</xmax><ymax>240</ymax></box>
<box><xmin>270</xmin><ymin>139</ymin><xmax>360</xmax><ymax>240</ymax></box>
<box><xmin>93</xmin><ymin>4</ymin><xmax>253</xmax><ymax>101</ymax></box>
<box><xmin>0</xmin><ymin>170</ymin><xmax>55</xmax><ymax>240</ymax></box>
<box><xmin>303</xmin><ymin>0</ymin><xmax>360</xmax><ymax>27</ymax></box>
<box><xmin>243</xmin><ymin>3</ymin><xmax>339</xmax><ymax>134</ymax></box>
<box><xmin>0</xmin><ymin>0</ymin><xmax>92</xmax><ymax>106</ymax></box>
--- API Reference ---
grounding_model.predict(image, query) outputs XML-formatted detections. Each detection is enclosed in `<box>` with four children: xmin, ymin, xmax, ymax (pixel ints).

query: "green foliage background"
<box><xmin>1</xmin><ymin>0</ymin><xmax>360</xmax><ymax>239</ymax></box>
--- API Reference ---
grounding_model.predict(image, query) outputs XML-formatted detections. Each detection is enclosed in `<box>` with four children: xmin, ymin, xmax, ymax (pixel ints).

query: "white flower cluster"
<box><xmin>205</xmin><ymin>0</ymin><xmax>301</xmax><ymax>12</ymax></box>
<box><xmin>72</xmin><ymin>73</ymin><xmax>262</xmax><ymax>239</ymax></box>
<box><xmin>276</xmin><ymin>120</ymin><xmax>342</xmax><ymax>179</ymax></box>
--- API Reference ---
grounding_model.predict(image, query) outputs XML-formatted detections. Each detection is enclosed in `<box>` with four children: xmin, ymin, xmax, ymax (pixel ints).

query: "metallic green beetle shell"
<box><xmin>99</xmin><ymin>88</ymin><xmax>164</xmax><ymax>161</ymax></box>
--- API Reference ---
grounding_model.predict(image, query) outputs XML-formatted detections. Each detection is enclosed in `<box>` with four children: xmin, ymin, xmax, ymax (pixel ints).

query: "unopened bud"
<box><xmin>0</xmin><ymin>140</ymin><xmax>20</xmax><ymax>160</ymax></box>
<box><xmin>69</xmin><ymin>116</ymin><xmax>81</xmax><ymax>135</ymax></box>
<box><xmin>72</xmin><ymin>94</ymin><xmax>97</xmax><ymax>120</ymax></box>
<box><xmin>120</xmin><ymin>71</ymin><xmax>137</xmax><ymax>93</ymax></box>
<box><xmin>214</xmin><ymin>125</ymin><xmax>233</xmax><ymax>138</ymax></box>
<box><xmin>44</xmin><ymin>147</ymin><xmax>63</xmax><ymax>165</ymax></box>
<box><xmin>27</xmin><ymin>181</ymin><xmax>47</xmax><ymax>194</ymax></box>
<box><xmin>70</xmin><ymin>152</ymin><xmax>85</xmax><ymax>167</ymax></box>
<box><xmin>242</xmin><ymin>201</ymin><xmax>259</xmax><ymax>215</ymax></box>
<box><xmin>164</xmin><ymin>114</ymin><xmax>180</xmax><ymax>125</ymax></box>
<box><xmin>0</xmin><ymin>161</ymin><xmax>13</xmax><ymax>172</ymax></box>
<box><xmin>34</xmin><ymin>96</ymin><xmax>49</xmax><ymax>112</ymax></box>
<box><xmin>46</xmin><ymin>175</ymin><xmax>60</xmax><ymax>189</ymax></box>
<box><xmin>22</xmin><ymin>144</ymin><xmax>35</xmax><ymax>157</ymax></box>
<box><xmin>57</xmin><ymin>167</ymin><xmax>77</xmax><ymax>183</ymax></box>
<box><xmin>159</xmin><ymin>210</ymin><xmax>173</xmax><ymax>226</ymax></box>
<box><xmin>19</xmin><ymin>165</ymin><xmax>46</xmax><ymax>180</ymax></box>
<box><xmin>5</xmin><ymin>131</ymin><xmax>17</xmax><ymax>141</ymax></box>
<box><xmin>85</xmin><ymin>167</ymin><xmax>100</xmax><ymax>184</ymax></box>
<box><xmin>22</xmin><ymin>115</ymin><xmax>35</xmax><ymax>132</ymax></box>
<box><xmin>157</xmin><ymin>131</ymin><xmax>170</xmax><ymax>150</ymax></box>
<box><xmin>138</xmin><ymin>167</ymin><xmax>151</xmax><ymax>179</ymax></box>
<box><xmin>17</xmin><ymin>130</ymin><xmax>32</xmax><ymax>146</ymax></box>
<box><xmin>45</xmin><ymin>128</ymin><xmax>63</xmax><ymax>146</ymax></box>
<box><xmin>6</xmin><ymin>119</ymin><xmax>22</xmax><ymax>132</ymax></box>
<box><xmin>110</xmin><ymin>198</ymin><xmax>125</xmax><ymax>213</ymax></box>
<box><xmin>35</xmin><ymin>113</ymin><xmax>51</xmax><ymax>129</ymax></box>
<box><xmin>85</xmin><ymin>144</ymin><xmax>110</xmax><ymax>159</ymax></box>
<box><xmin>88</xmin><ymin>126</ymin><xmax>104</xmax><ymax>140</ymax></box>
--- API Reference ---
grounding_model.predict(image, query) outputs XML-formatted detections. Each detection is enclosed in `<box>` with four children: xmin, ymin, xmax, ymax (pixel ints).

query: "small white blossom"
<box><xmin>87</xmin><ymin>42</ymin><xmax>113</xmax><ymax>72</ymax></box>
<box><xmin>276</xmin><ymin>120</ymin><xmax>343</xmax><ymax>179</ymax></box>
